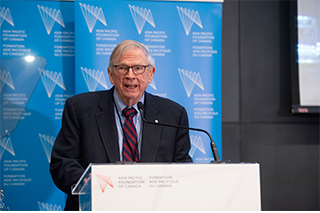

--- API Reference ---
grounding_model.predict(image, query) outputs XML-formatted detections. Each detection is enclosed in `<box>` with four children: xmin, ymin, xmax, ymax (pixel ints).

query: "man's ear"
<box><xmin>108</xmin><ymin>67</ymin><xmax>114</xmax><ymax>84</ymax></box>
<box><xmin>148</xmin><ymin>66</ymin><xmax>156</xmax><ymax>83</ymax></box>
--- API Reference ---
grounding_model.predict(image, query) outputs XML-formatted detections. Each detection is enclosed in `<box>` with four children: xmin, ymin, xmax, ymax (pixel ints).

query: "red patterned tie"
<box><xmin>122</xmin><ymin>107</ymin><xmax>139</xmax><ymax>162</ymax></box>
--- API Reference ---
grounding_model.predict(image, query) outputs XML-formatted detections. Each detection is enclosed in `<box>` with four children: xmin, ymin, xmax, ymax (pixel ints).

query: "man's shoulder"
<box><xmin>68</xmin><ymin>90</ymin><xmax>111</xmax><ymax>103</ymax></box>
<box><xmin>145</xmin><ymin>92</ymin><xmax>184</xmax><ymax>110</ymax></box>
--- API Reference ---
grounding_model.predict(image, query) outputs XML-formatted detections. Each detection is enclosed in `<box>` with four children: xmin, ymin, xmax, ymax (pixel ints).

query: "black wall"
<box><xmin>221</xmin><ymin>0</ymin><xmax>319</xmax><ymax>210</ymax></box>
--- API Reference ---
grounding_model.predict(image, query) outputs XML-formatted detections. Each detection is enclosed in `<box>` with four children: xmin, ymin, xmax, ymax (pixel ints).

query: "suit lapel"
<box><xmin>95</xmin><ymin>89</ymin><xmax>120</xmax><ymax>162</ymax></box>
<box><xmin>140</xmin><ymin>93</ymin><xmax>164</xmax><ymax>162</ymax></box>
<box><xmin>94</xmin><ymin>90</ymin><xmax>165</xmax><ymax>162</ymax></box>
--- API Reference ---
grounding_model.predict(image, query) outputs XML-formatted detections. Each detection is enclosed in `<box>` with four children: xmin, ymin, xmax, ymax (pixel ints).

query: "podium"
<box><xmin>72</xmin><ymin>163</ymin><xmax>261</xmax><ymax>211</ymax></box>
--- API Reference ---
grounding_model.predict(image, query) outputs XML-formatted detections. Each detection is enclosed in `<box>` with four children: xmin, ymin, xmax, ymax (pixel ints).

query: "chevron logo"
<box><xmin>0</xmin><ymin>69</ymin><xmax>15</xmax><ymax>93</ymax></box>
<box><xmin>38</xmin><ymin>202</ymin><xmax>62</xmax><ymax>211</ymax></box>
<box><xmin>79</xmin><ymin>3</ymin><xmax>107</xmax><ymax>33</ymax></box>
<box><xmin>129</xmin><ymin>4</ymin><xmax>155</xmax><ymax>34</ymax></box>
<box><xmin>0</xmin><ymin>137</ymin><xmax>15</xmax><ymax>160</ymax></box>
<box><xmin>38</xmin><ymin>5</ymin><xmax>65</xmax><ymax>35</ymax></box>
<box><xmin>39</xmin><ymin>68</ymin><xmax>66</xmax><ymax>98</ymax></box>
<box><xmin>189</xmin><ymin>135</ymin><xmax>206</xmax><ymax>157</ymax></box>
<box><xmin>0</xmin><ymin>7</ymin><xmax>14</xmax><ymax>27</ymax></box>
<box><xmin>177</xmin><ymin>6</ymin><xmax>203</xmax><ymax>36</ymax></box>
<box><xmin>39</xmin><ymin>134</ymin><xmax>55</xmax><ymax>163</ymax></box>
<box><xmin>80</xmin><ymin>67</ymin><xmax>108</xmax><ymax>91</ymax></box>
<box><xmin>178</xmin><ymin>68</ymin><xmax>204</xmax><ymax>97</ymax></box>
<box><xmin>96</xmin><ymin>174</ymin><xmax>114</xmax><ymax>193</ymax></box>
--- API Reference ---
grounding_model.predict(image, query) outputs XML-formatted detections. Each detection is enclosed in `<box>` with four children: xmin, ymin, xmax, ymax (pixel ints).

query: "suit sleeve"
<box><xmin>173</xmin><ymin>106</ymin><xmax>193</xmax><ymax>162</ymax></box>
<box><xmin>50</xmin><ymin>97</ymin><xmax>85</xmax><ymax>195</ymax></box>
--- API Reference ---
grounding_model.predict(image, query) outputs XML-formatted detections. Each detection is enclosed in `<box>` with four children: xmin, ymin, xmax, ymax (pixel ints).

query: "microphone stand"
<box><xmin>137</xmin><ymin>102</ymin><xmax>221</xmax><ymax>162</ymax></box>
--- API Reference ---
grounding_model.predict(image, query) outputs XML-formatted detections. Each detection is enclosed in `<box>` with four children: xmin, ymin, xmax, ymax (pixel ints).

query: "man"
<box><xmin>50</xmin><ymin>40</ymin><xmax>192</xmax><ymax>210</ymax></box>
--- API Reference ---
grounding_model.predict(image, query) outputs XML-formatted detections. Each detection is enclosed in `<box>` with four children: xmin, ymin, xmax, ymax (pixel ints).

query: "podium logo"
<box><xmin>0</xmin><ymin>137</ymin><xmax>15</xmax><ymax>160</ymax></box>
<box><xmin>38</xmin><ymin>202</ymin><xmax>62</xmax><ymax>211</ymax></box>
<box><xmin>177</xmin><ymin>6</ymin><xmax>203</xmax><ymax>36</ymax></box>
<box><xmin>129</xmin><ymin>4</ymin><xmax>155</xmax><ymax>34</ymax></box>
<box><xmin>79</xmin><ymin>3</ymin><xmax>107</xmax><ymax>33</ymax></box>
<box><xmin>81</xmin><ymin>67</ymin><xmax>108</xmax><ymax>92</ymax></box>
<box><xmin>0</xmin><ymin>7</ymin><xmax>14</xmax><ymax>27</ymax></box>
<box><xmin>37</xmin><ymin>5</ymin><xmax>65</xmax><ymax>35</ymax></box>
<box><xmin>178</xmin><ymin>68</ymin><xmax>204</xmax><ymax>97</ymax></box>
<box><xmin>39</xmin><ymin>68</ymin><xmax>66</xmax><ymax>98</ymax></box>
<box><xmin>39</xmin><ymin>134</ymin><xmax>55</xmax><ymax>163</ymax></box>
<box><xmin>96</xmin><ymin>174</ymin><xmax>114</xmax><ymax>193</ymax></box>
<box><xmin>0</xmin><ymin>70</ymin><xmax>15</xmax><ymax>93</ymax></box>
<box><xmin>189</xmin><ymin>135</ymin><xmax>206</xmax><ymax>158</ymax></box>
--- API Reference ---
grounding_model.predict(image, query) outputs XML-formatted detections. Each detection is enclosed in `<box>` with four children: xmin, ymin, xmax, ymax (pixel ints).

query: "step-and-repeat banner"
<box><xmin>0</xmin><ymin>0</ymin><xmax>222</xmax><ymax>210</ymax></box>
<box><xmin>0</xmin><ymin>0</ymin><xmax>74</xmax><ymax>210</ymax></box>
<box><xmin>75</xmin><ymin>0</ymin><xmax>222</xmax><ymax>162</ymax></box>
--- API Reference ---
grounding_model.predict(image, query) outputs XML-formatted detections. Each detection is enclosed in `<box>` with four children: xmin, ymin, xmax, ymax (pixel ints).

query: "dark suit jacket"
<box><xmin>50</xmin><ymin>87</ymin><xmax>192</xmax><ymax>210</ymax></box>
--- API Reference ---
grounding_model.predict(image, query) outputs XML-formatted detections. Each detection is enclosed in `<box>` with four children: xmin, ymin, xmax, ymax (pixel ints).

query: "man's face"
<box><xmin>108</xmin><ymin>48</ymin><xmax>155</xmax><ymax>106</ymax></box>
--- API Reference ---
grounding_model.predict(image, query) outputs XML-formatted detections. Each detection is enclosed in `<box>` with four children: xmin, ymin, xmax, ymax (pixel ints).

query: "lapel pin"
<box><xmin>155</xmin><ymin>120</ymin><xmax>159</xmax><ymax>123</ymax></box>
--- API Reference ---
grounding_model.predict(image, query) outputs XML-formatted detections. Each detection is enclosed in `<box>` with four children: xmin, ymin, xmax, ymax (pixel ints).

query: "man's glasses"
<box><xmin>113</xmin><ymin>65</ymin><xmax>150</xmax><ymax>75</ymax></box>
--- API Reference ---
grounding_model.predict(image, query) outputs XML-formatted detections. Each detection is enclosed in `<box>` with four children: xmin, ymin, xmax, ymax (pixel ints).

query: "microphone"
<box><xmin>137</xmin><ymin>102</ymin><xmax>221</xmax><ymax>162</ymax></box>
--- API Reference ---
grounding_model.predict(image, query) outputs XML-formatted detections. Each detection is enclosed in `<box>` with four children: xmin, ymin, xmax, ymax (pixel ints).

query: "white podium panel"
<box><xmin>73</xmin><ymin>163</ymin><xmax>261</xmax><ymax>211</ymax></box>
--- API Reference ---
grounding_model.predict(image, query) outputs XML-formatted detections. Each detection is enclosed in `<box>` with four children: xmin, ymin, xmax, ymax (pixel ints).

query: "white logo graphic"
<box><xmin>79</xmin><ymin>3</ymin><xmax>107</xmax><ymax>33</ymax></box>
<box><xmin>81</xmin><ymin>67</ymin><xmax>108</xmax><ymax>91</ymax></box>
<box><xmin>178</xmin><ymin>68</ymin><xmax>204</xmax><ymax>97</ymax></box>
<box><xmin>38</xmin><ymin>202</ymin><xmax>62</xmax><ymax>211</ymax></box>
<box><xmin>129</xmin><ymin>4</ymin><xmax>155</xmax><ymax>34</ymax></box>
<box><xmin>189</xmin><ymin>135</ymin><xmax>206</xmax><ymax>157</ymax></box>
<box><xmin>39</xmin><ymin>134</ymin><xmax>55</xmax><ymax>163</ymax></box>
<box><xmin>149</xmin><ymin>78</ymin><xmax>156</xmax><ymax>90</ymax></box>
<box><xmin>0</xmin><ymin>138</ymin><xmax>15</xmax><ymax>160</ymax></box>
<box><xmin>39</xmin><ymin>68</ymin><xmax>66</xmax><ymax>98</ymax></box>
<box><xmin>177</xmin><ymin>6</ymin><xmax>203</xmax><ymax>36</ymax></box>
<box><xmin>0</xmin><ymin>7</ymin><xmax>14</xmax><ymax>27</ymax></box>
<box><xmin>38</xmin><ymin>5</ymin><xmax>65</xmax><ymax>35</ymax></box>
<box><xmin>0</xmin><ymin>70</ymin><xmax>15</xmax><ymax>93</ymax></box>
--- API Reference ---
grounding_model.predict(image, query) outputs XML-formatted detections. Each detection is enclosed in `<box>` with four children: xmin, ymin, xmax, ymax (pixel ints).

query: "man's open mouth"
<box><xmin>125</xmin><ymin>84</ymin><xmax>137</xmax><ymax>89</ymax></box>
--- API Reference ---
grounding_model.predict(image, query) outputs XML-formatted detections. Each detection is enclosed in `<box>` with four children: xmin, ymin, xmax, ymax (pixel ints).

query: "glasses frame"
<box><xmin>113</xmin><ymin>64</ymin><xmax>150</xmax><ymax>75</ymax></box>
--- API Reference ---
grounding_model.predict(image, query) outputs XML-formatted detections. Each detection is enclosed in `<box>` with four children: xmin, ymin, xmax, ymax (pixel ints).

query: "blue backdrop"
<box><xmin>0</xmin><ymin>0</ymin><xmax>222</xmax><ymax>210</ymax></box>
<box><xmin>0</xmin><ymin>0</ymin><xmax>74</xmax><ymax>210</ymax></box>
<box><xmin>75</xmin><ymin>0</ymin><xmax>222</xmax><ymax>163</ymax></box>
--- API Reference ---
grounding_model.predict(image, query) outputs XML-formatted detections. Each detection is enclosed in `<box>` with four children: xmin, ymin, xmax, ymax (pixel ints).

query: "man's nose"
<box><xmin>126</xmin><ymin>67</ymin><xmax>136</xmax><ymax>78</ymax></box>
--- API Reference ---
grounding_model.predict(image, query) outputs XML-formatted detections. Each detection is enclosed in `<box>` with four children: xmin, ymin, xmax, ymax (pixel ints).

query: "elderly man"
<box><xmin>50</xmin><ymin>40</ymin><xmax>192</xmax><ymax>210</ymax></box>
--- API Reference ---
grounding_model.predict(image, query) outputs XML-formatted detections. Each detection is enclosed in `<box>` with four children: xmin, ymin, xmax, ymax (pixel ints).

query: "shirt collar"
<box><xmin>113</xmin><ymin>89</ymin><xmax>145</xmax><ymax>114</ymax></box>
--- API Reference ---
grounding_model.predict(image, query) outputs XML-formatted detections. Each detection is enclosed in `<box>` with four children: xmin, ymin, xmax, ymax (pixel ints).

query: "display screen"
<box><xmin>294</xmin><ymin>0</ymin><xmax>320</xmax><ymax>113</ymax></box>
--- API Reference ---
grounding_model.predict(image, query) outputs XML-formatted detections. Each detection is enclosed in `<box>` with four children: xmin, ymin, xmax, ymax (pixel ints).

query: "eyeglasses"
<box><xmin>113</xmin><ymin>64</ymin><xmax>150</xmax><ymax>75</ymax></box>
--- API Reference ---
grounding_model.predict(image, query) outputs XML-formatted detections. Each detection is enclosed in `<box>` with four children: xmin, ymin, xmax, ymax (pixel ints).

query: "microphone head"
<box><xmin>137</xmin><ymin>102</ymin><xmax>144</xmax><ymax>111</ymax></box>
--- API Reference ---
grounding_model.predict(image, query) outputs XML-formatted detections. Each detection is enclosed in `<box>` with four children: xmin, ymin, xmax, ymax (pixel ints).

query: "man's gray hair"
<box><xmin>108</xmin><ymin>40</ymin><xmax>155</xmax><ymax>73</ymax></box>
